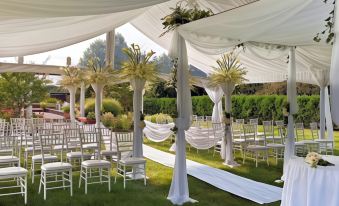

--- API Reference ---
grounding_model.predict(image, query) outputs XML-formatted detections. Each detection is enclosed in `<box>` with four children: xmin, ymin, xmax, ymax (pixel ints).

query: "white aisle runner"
<box><xmin>143</xmin><ymin>144</ymin><xmax>282</xmax><ymax>204</ymax></box>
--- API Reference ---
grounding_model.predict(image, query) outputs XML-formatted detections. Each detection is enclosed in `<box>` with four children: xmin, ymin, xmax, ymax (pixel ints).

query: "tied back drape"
<box><xmin>167</xmin><ymin>30</ymin><xmax>195</xmax><ymax>205</ymax></box>
<box><xmin>91</xmin><ymin>83</ymin><xmax>104</xmax><ymax>128</ymax></box>
<box><xmin>204</xmin><ymin>85</ymin><xmax>223</xmax><ymax>123</ymax></box>
<box><xmin>131</xmin><ymin>78</ymin><xmax>146</xmax><ymax>158</ymax></box>
<box><xmin>331</xmin><ymin>2</ymin><xmax>339</xmax><ymax>126</ymax></box>
<box><xmin>65</xmin><ymin>85</ymin><xmax>77</xmax><ymax>123</ymax></box>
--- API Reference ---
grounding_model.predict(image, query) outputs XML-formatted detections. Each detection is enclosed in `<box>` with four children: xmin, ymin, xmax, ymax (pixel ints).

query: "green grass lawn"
<box><xmin>0</xmin><ymin>127</ymin><xmax>338</xmax><ymax>206</ymax></box>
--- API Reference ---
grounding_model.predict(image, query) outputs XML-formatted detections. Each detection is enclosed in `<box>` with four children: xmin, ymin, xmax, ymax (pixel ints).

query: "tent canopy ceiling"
<box><xmin>0</xmin><ymin>0</ymin><xmax>334</xmax><ymax>86</ymax></box>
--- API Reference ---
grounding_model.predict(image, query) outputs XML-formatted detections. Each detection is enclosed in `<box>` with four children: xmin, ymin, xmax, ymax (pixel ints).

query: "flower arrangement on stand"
<box><xmin>305</xmin><ymin>152</ymin><xmax>334</xmax><ymax>168</ymax></box>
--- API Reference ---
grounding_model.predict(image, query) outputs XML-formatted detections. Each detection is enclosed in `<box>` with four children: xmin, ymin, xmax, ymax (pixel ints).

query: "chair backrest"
<box><xmin>205</xmin><ymin>116</ymin><xmax>212</xmax><ymax>122</ymax></box>
<box><xmin>310</xmin><ymin>122</ymin><xmax>319</xmax><ymax>140</ymax></box>
<box><xmin>249</xmin><ymin>118</ymin><xmax>258</xmax><ymax>125</ymax></box>
<box><xmin>96</xmin><ymin>128</ymin><xmax>114</xmax><ymax>151</ymax></box>
<box><xmin>212</xmin><ymin>123</ymin><xmax>224</xmax><ymax>141</ymax></box>
<box><xmin>236</xmin><ymin>119</ymin><xmax>245</xmax><ymax>125</ymax></box>
<box><xmin>0</xmin><ymin>122</ymin><xmax>10</xmax><ymax>136</ymax></box>
<box><xmin>275</xmin><ymin>120</ymin><xmax>284</xmax><ymax>128</ymax></box>
<box><xmin>79</xmin><ymin>130</ymin><xmax>100</xmax><ymax>160</ymax></box>
<box><xmin>115</xmin><ymin>132</ymin><xmax>133</xmax><ymax>159</ymax></box>
<box><xmin>0</xmin><ymin>135</ymin><xmax>17</xmax><ymax>156</ymax></box>
<box><xmin>231</xmin><ymin>122</ymin><xmax>242</xmax><ymax>137</ymax></box>
<box><xmin>39</xmin><ymin>132</ymin><xmax>64</xmax><ymax>164</ymax></box>
<box><xmin>278</xmin><ymin>127</ymin><xmax>286</xmax><ymax>144</ymax></box>
<box><xmin>295</xmin><ymin>122</ymin><xmax>305</xmax><ymax>141</ymax></box>
<box><xmin>243</xmin><ymin>124</ymin><xmax>260</xmax><ymax>144</ymax></box>
<box><xmin>64</xmin><ymin>128</ymin><xmax>81</xmax><ymax>151</ymax></box>
<box><xmin>32</xmin><ymin>118</ymin><xmax>45</xmax><ymax>126</ymax></box>
<box><xmin>263</xmin><ymin>120</ymin><xmax>274</xmax><ymax>138</ymax></box>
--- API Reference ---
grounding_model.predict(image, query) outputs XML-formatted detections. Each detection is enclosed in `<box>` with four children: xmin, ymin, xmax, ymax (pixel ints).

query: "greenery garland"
<box><xmin>160</xmin><ymin>2</ymin><xmax>213</xmax><ymax>37</ymax></box>
<box><xmin>314</xmin><ymin>0</ymin><xmax>335</xmax><ymax>44</ymax></box>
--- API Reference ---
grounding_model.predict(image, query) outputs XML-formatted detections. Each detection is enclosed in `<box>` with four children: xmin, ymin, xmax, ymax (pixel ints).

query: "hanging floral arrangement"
<box><xmin>59</xmin><ymin>65</ymin><xmax>81</xmax><ymax>87</ymax></box>
<box><xmin>160</xmin><ymin>1</ymin><xmax>213</xmax><ymax>37</ymax></box>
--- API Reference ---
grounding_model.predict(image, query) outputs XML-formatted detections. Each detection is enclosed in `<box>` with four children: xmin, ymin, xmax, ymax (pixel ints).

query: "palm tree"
<box><xmin>208</xmin><ymin>51</ymin><xmax>247</xmax><ymax>167</ymax></box>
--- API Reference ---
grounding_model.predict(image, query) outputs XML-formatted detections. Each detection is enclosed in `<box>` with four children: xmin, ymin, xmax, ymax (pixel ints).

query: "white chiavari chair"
<box><xmin>38</xmin><ymin>132</ymin><xmax>72</xmax><ymax>200</ymax></box>
<box><xmin>79</xmin><ymin>129</ymin><xmax>111</xmax><ymax>194</ymax></box>
<box><xmin>212</xmin><ymin>123</ymin><xmax>224</xmax><ymax>157</ymax></box>
<box><xmin>311</xmin><ymin>122</ymin><xmax>334</xmax><ymax>155</ymax></box>
<box><xmin>115</xmin><ymin>132</ymin><xmax>146</xmax><ymax>189</ymax></box>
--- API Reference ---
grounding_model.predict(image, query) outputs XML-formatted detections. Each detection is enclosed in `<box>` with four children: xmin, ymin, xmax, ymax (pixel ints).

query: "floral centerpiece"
<box><xmin>305</xmin><ymin>152</ymin><xmax>334</xmax><ymax>168</ymax></box>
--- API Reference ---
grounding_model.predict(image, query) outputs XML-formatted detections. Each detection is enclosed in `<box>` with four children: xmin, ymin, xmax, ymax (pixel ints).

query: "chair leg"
<box><xmin>24</xmin><ymin>175</ymin><xmax>27</xmax><ymax>205</ymax></box>
<box><xmin>62</xmin><ymin>172</ymin><xmax>65</xmax><ymax>190</ymax></box>
<box><xmin>38</xmin><ymin>172</ymin><xmax>42</xmax><ymax>194</ymax></box>
<box><xmin>43</xmin><ymin>171</ymin><xmax>47</xmax><ymax>200</ymax></box>
<box><xmin>123</xmin><ymin>165</ymin><xmax>126</xmax><ymax>189</ymax></box>
<box><xmin>78</xmin><ymin>166</ymin><xmax>82</xmax><ymax>188</ymax></box>
<box><xmin>31</xmin><ymin>161</ymin><xmax>34</xmax><ymax>184</ymax></box>
<box><xmin>114</xmin><ymin>163</ymin><xmax>118</xmax><ymax>184</ymax></box>
<box><xmin>69</xmin><ymin>169</ymin><xmax>73</xmax><ymax>197</ymax></box>
<box><xmin>144</xmin><ymin>164</ymin><xmax>146</xmax><ymax>186</ymax></box>
<box><xmin>107</xmin><ymin>167</ymin><xmax>111</xmax><ymax>192</ymax></box>
<box><xmin>100</xmin><ymin>168</ymin><xmax>102</xmax><ymax>184</ymax></box>
<box><xmin>85</xmin><ymin>168</ymin><xmax>88</xmax><ymax>194</ymax></box>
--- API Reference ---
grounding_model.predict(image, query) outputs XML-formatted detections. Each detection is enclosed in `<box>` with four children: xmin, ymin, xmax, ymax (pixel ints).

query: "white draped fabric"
<box><xmin>330</xmin><ymin>2</ymin><xmax>339</xmax><ymax>126</ymax></box>
<box><xmin>185</xmin><ymin>127</ymin><xmax>217</xmax><ymax>150</ymax></box>
<box><xmin>91</xmin><ymin>83</ymin><xmax>104</xmax><ymax>128</ymax></box>
<box><xmin>143</xmin><ymin>120</ymin><xmax>175</xmax><ymax>142</ymax></box>
<box><xmin>131</xmin><ymin>78</ymin><xmax>146</xmax><ymax>158</ymax></box>
<box><xmin>284</xmin><ymin>47</ymin><xmax>297</xmax><ymax>173</ymax></box>
<box><xmin>0</xmin><ymin>0</ymin><xmax>168</xmax><ymax>18</ymax></box>
<box><xmin>167</xmin><ymin>30</ymin><xmax>195</xmax><ymax>205</ymax></box>
<box><xmin>0</xmin><ymin>9</ymin><xmax>148</xmax><ymax>57</ymax></box>
<box><xmin>0</xmin><ymin>62</ymin><xmax>61</xmax><ymax>74</ymax></box>
<box><xmin>80</xmin><ymin>82</ymin><xmax>86</xmax><ymax>117</ymax></box>
<box><xmin>65</xmin><ymin>85</ymin><xmax>77</xmax><ymax>123</ymax></box>
<box><xmin>203</xmin><ymin>85</ymin><xmax>223</xmax><ymax>123</ymax></box>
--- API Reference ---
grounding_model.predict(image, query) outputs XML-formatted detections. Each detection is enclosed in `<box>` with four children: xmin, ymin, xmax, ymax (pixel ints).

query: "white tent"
<box><xmin>0</xmin><ymin>0</ymin><xmax>337</xmax><ymax>205</ymax></box>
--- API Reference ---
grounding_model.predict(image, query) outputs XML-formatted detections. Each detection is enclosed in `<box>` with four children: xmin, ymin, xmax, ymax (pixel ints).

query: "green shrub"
<box><xmin>40</xmin><ymin>102</ymin><xmax>47</xmax><ymax>110</ymax></box>
<box><xmin>62</xmin><ymin>105</ymin><xmax>70</xmax><ymax>113</ymax></box>
<box><xmin>102</xmin><ymin>112</ymin><xmax>114</xmax><ymax>128</ymax></box>
<box><xmin>85</xmin><ymin>98</ymin><xmax>123</xmax><ymax>116</ymax></box>
<box><xmin>44</xmin><ymin>97</ymin><xmax>59</xmax><ymax>104</ymax></box>
<box><xmin>86</xmin><ymin>112</ymin><xmax>95</xmax><ymax>120</ymax></box>
<box><xmin>145</xmin><ymin>113</ymin><xmax>173</xmax><ymax>123</ymax></box>
<box><xmin>144</xmin><ymin>95</ymin><xmax>321</xmax><ymax>126</ymax></box>
<box><xmin>113</xmin><ymin>114</ymin><xmax>133</xmax><ymax>131</ymax></box>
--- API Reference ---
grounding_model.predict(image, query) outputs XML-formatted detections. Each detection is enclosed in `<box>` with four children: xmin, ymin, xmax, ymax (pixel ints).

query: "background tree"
<box><xmin>78</xmin><ymin>33</ymin><xmax>128</xmax><ymax>69</ymax></box>
<box><xmin>0</xmin><ymin>73</ymin><xmax>49</xmax><ymax>116</ymax></box>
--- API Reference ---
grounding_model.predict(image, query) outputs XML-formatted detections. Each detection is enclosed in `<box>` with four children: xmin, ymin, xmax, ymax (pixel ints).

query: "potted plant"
<box><xmin>86</xmin><ymin>112</ymin><xmax>96</xmax><ymax>124</ymax></box>
<box><xmin>40</xmin><ymin>102</ymin><xmax>47</xmax><ymax>112</ymax></box>
<box><xmin>62</xmin><ymin>105</ymin><xmax>70</xmax><ymax>119</ymax></box>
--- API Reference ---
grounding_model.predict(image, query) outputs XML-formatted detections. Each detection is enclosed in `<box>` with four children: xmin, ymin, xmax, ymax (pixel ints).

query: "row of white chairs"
<box><xmin>0</xmin><ymin>118</ymin><xmax>147</xmax><ymax>204</ymax></box>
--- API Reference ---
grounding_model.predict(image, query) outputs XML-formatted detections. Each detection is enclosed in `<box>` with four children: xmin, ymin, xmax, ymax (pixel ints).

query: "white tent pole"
<box><xmin>325</xmin><ymin>87</ymin><xmax>334</xmax><ymax>141</ymax></box>
<box><xmin>66</xmin><ymin>86</ymin><xmax>77</xmax><ymax>123</ymax></box>
<box><xmin>80</xmin><ymin>82</ymin><xmax>86</xmax><ymax>117</ymax></box>
<box><xmin>91</xmin><ymin>83</ymin><xmax>103</xmax><ymax>128</ymax></box>
<box><xmin>105</xmin><ymin>29</ymin><xmax>115</xmax><ymax>67</ymax></box>
<box><xmin>18</xmin><ymin>56</ymin><xmax>32</xmax><ymax>118</ymax></box>
<box><xmin>284</xmin><ymin>46</ymin><xmax>297</xmax><ymax>173</ymax></box>
<box><xmin>330</xmin><ymin>2</ymin><xmax>339</xmax><ymax>126</ymax></box>
<box><xmin>319</xmin><ymin>86</ymin><xmax>326</xmax><ymax>139</ymax></box>
<box><xmin>167</xmin><ymin>30</ymin><xmax>196</xmax><ymax>205</ymax></box>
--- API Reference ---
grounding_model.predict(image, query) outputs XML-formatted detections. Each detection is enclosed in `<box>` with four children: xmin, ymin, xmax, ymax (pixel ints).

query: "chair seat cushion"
<box><xmin>0</xmin><ymin>167</ymin><xmax>27</xmax><ymax>178</ymax></box>
<box><xmin>83</xmin><ymin>143</ymin><xmax>98</xmax><ymax>149</ymax></box>
<box><xmin>32</xmin><ymin>154</ymin><xmax>57</xmax><ymax>161</ymax></box>
<box><xmin>233</xmin><ymin>138</ymin><xmax>246</xmax><ymax>143</ymax></box>
<box><xmin>82</xmin><ymin>160</ymin><xmax>111</xmax><ymax>168</ymax></box>
<box><xmin>315</xmin><ymin>139</ymin><xmax>334</xmax><ymax>143</ymax></box>
<box><xmin>120</xmin><ymin>157</ymin><xmax>146</xmax><ymax>165</ymax></box>
<box><xmin>66</xmin><ymin>152</ymin><xmax>91</xmax><ymax>159</ymax></box>
<box><xmin>101</xmin><ymin>150</ymin><xmax>117</xmax><ymax>156</ymax></box>
<box><xmin>41</xmin><ymin>162</ymin><xmax>72</xmax><ymax>171</ymax></box>
<box><xmin>0</xmin><ymin>156</ymin><xmax>19</xmax><ymax>163</ymax></box>
<box><xmin>267</xmin><ymin>143</ymin><xmax>285</xmax><ymax>148</ymax></box>
<box><xmin>246</xmin><ymin>145</ymin><xmax>268</xmax><ymax>150</ymax></box>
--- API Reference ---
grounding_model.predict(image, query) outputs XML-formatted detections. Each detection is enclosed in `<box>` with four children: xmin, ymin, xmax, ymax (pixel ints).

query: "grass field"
<box><xmin>0</xmin><ymin>127</ymin><xmax>338</xmax><ymax>206</ymax></box>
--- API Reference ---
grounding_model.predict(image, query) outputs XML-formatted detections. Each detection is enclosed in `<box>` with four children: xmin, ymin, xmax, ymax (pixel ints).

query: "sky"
<box><xmin>0</xmin><ymin>23</ymin><xmax>167</xmax><ymax>66</ymax></box>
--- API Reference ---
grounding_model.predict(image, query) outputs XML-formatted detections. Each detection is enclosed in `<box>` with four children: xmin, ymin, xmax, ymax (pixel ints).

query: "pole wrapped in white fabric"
<box><xmin>105</xmin><ymin>30</ymin><xmax>115</xmax><ymax>66</ymax></box>
<box><xmin>131</xmin><ymin>78</ymin><xmax>146</xmax><ymax>158</ymax></box>
<box><xmin>325</xmin><ymin>87</ymin><xmax>334</xmax><ymax>141</ymax></box>
<box><xmin>91</xmin><ymin>83</ymin><xmax>104</xmax><ymax>128</ymax></box>
<box><xmin>167</xmin><ymin>30</ymin><xmax>196</xmax><ymax>205</ymax></box>
<box><xmin>284</xmin><ymin>47</ymin><xmax>297</xmax><ymax>173</ymax></box>
<box><xmin>221</xmin><ymin>83</ymin><xmax>239</xmax><ymax>167</ymax></box>
<box><xmin>331</xmin><ymin>2</ymin><xmax>339</xmax><ymax>126</ymax></box>
<box><xmin>204</xmin><ymin>85</ymin><xmax>223</xmax><ymax>123</ymax></box>
<box><xmin>320</xmin><ymin>86</ymin><xmax>326</xmax><ymax>139</ymax></box>
<box><xmin>65</xmin><ymin>86</ymin><xmax>77</xmax><ymax>123</ymax></box>
<box><xmin>80</xmin><ymin>82</ymin><xmax>86</xmax><ymax>117</ymax></box>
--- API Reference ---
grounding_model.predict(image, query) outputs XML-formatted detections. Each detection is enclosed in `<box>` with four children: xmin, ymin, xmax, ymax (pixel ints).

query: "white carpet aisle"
<box><xmin>143</xmin><ymin>144</ymin><xmax>282</xmax><ymax>204</ymax></box>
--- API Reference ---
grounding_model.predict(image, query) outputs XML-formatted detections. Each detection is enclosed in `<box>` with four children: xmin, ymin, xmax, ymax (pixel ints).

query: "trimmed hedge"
<box><xmin>144</xmin><ymin>95</ymin><xmax>320</xmax><ymax>126</ymax></box>
<box><xmin>85</xmin><ymin>98</ymin><xmax>123</xmax><ymax>116</ymax></box>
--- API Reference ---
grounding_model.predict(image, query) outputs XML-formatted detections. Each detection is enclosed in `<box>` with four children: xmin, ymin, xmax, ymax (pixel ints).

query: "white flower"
<box><xmin>305</xmin><ymin>152</ymin><xmax>321</xmax><ymax>168</ymax></box>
